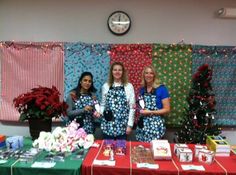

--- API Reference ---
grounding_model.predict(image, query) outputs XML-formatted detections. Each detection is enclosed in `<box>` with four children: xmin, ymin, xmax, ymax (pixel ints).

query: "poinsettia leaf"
<box><xmin>19</xmin><ymin>113</ymin><xmax>27</xmax><ymax>122</ymax></box>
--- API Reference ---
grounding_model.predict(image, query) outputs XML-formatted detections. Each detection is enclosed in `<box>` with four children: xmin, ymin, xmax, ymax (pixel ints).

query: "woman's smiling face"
<box><xmin>112</xmin><ymin>64</ymin><xmax>123</xmax><ymax>82</ymax></box>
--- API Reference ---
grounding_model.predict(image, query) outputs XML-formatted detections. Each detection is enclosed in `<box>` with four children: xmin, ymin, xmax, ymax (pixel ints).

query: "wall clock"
<box><xmin>107</xmin><ymin>11</ymin><xmax>131</xmax><ymax>36</ymax></box>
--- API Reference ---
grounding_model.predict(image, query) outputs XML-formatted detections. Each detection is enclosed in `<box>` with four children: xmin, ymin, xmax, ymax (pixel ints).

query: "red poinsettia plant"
<box><xmin>13</xmin><ymin>86</ymin><xmax>68</xmax><ymax>122</ymax></box>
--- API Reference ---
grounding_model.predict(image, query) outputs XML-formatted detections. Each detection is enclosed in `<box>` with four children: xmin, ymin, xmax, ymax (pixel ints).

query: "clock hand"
<box><xmin>118</xmin><ymin>14</ymin><xmax>121</xmax><ymax>24</ymax></box>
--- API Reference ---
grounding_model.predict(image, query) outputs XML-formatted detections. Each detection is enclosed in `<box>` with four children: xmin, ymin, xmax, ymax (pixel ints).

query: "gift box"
<box><xmin>178</xmin><ymin>148</ymin><xmax>193</xmax><ymax>162</ymax></box>
<box><xmin>6</xmin><ymin>136</ymin><xmax>24</xmax><ymax>150</ymax></box>
<box><xmin>151</xmin><ymin>140</ymin><xmax>172</xmax><ymax>160</ymax></box>
<box><xmin>198</xmin><ymin>149</ymin><xmax>214</xmax><ymax>164</ymax></box>
<box><xmin>206</xmin><ymin>135</ymin><xmax>230</xmax><ymax>156</ymax></box>
<box><xmin>195</xmin><ymin>145</ymin><xmax>207</xmax><ymax>157</ymax></box>
<box><xmin>174</xmin><ymin>144</ymin><xmax>188</xmax><ymax>156</ymax></box>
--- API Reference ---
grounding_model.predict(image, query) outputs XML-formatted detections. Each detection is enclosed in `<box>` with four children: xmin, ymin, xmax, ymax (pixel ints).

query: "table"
<box><xmin>82</xmin><ymin>140</ymin><xmax>236</xmax><ymax>175</ymax></box>
<box><xmin>0</xmin><ymin>138</ymin><xmax>84</xmax><ymax>175</ymax></box>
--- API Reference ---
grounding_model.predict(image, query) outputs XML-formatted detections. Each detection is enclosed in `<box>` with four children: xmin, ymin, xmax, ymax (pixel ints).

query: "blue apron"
<box><xmin>101</xmin><ymin>85</ymin><xmax>129</xmax><ymax>137</ymax></box>
<box><xmin>136</xmin><ymin>92</ymin><xmax>165</xmax><ymax>142</ymax></box>
<box><xmin>74</xmin><ymin>94</ymin><xmax>94</xmax><ymax>134</ymax></box>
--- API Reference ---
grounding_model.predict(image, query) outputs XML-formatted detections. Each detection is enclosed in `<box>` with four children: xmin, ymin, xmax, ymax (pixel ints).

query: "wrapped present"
<box><xmin>6</xmin><ymin>136</ymin><xmax>23</xmax><ymax>150</ymax></box>
<box><xmin>178</xmin><ymin>148</ymin><xmax>193</xmax><ymax>162</ymax></box>
<box><xmin>198</xmin><ymin>149</ymin><xmax>215</xmax><ymax>164</ymax></box>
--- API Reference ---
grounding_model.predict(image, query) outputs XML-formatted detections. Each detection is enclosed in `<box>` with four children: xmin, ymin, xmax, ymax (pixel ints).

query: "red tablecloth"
<box><xmin>82</xmin><ymin>140</ymin><xmax>236</xmax><ymax>175</ymax></box>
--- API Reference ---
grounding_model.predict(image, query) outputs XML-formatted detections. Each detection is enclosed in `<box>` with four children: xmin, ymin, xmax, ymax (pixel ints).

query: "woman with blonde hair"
<box><xmin>136</xmin><ymin>65</ymin><xmax>170</xmax><ymax>142</ymax></box>
<box><xmin>100</xmin><ymin>62</ymin><xmax>135</xmax><ymax>139</ymax></box>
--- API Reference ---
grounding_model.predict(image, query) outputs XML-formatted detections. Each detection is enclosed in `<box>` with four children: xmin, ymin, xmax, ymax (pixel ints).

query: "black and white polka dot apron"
<box><xmin>74</xmin><ymin>94</ymin><xmax>94</xmax><ymax>134</ymax></box>
<box><xmin>101</xmin><ymin>86</ymin><xmax>129</xmax><ymax>137</ymax></box>
<box><xmin>136</xmin><ymin>92</ymin><xmax>165</xmax><ymax>142</ymax></box>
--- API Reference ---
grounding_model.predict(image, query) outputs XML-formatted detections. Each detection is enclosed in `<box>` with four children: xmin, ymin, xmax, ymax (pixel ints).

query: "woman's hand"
<box><xmin>140</xmin><ymin>109</ymin><xmax>152</xmax><ymax>116</ymax></box>
<box><xmin>126</xmin><ymin>126</ymin><xmax>132</xmax><ymax>135</ymax></box>
<box><xmin>93</xmin><ymin>111</ymin><xmax>101</xmax><ymax>118</ymax></box>
<box><xmin>84</xmin><ymin>105</ymin><xmax>93</xmax><ymax>112</ymax></box>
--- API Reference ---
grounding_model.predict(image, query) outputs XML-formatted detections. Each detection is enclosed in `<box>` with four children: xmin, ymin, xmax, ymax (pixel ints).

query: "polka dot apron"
<box><xmin>75</xmin><ymin>94</ymin><xmax>94</xmax><ymax>134</ymax></box>
<box><xmin>136</xmin><ymin>92</ymin><xmax>165</xmax><ymax>142</ymax></box>
<box><xmin>101</xmin><ymin>86</ymin><xmax>129</xmax><ymax>137</ymax></box>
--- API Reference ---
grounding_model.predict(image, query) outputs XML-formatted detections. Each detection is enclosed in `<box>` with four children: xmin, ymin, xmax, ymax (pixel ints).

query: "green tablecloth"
<box><xmin>0</xmin><ymin>137</ymin><xmax>83</xmax><ymax>175</ymax></box>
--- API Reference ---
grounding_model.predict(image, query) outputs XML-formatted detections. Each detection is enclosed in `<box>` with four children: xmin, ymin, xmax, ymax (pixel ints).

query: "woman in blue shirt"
<box><xmin>136</xmin><ymin>65</ymin><xmax>170</xmax><ymax>142</ymax></box>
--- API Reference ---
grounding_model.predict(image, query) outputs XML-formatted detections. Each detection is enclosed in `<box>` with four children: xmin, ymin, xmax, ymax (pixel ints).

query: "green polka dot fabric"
<box><xmin>152</xmin><ymin>44</ymin><xmax>192</xmax><ymax>127</ymax></box>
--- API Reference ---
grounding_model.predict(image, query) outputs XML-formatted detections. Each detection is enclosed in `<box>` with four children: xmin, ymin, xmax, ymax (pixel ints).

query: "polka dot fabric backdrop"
<box><xmin>109</xmin><ymin>44</ymin><xmax>152</xmax><ymax>97</ymax></box>
<box><xmin>192</xmin><ymin>45</ymin><xmax>236</xmax><ymax>126</ymax></box>
<box><xmin>64</xmin><ymin>42</ymin><xmax>110</xmax><ymax>100</ymax></box>
<box><xmin>152</xmin><ymin>44</ymin><xmax>192</xmax><ymax>127</ymax></box>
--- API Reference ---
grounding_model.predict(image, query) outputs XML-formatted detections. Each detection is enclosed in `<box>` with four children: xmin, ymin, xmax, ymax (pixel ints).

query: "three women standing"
<box><xmin>66</xmin><ymin>64</ymin><xmax>170</xmax><ymax>142</ymax></box>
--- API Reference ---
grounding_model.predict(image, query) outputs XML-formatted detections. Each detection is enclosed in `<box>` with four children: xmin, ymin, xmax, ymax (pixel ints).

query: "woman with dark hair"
<box><xmin>100</xmin><ymin>62</ymin><xmax>135</xmax><ymax>140</ymax></box>
<box><xmin>66</xmin><ymin>72</ymin><xmax>99</xmax><ymax>134</ymax></box>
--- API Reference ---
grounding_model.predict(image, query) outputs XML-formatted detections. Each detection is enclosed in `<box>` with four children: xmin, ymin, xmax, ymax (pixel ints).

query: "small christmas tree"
<box><xmin>175</xmin><ymin>64</ymin><xmax>221</xmax><ymax>144</ymax></box>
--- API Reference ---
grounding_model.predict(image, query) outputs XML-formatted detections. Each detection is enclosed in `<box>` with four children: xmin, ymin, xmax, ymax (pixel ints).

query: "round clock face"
<box><xmin>107</xmin><ymin>11</ymin><xmax>131</xmax><ymax>36</ymax></box>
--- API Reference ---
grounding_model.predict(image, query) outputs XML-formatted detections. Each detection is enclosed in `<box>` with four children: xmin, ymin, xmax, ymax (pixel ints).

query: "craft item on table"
<box><xmin>109</xmin><ymin>150</ymin><xmax>114</xmax><ymax>161</ymax></box>
<box><xmin>18</xmin><ymin>148</ymin><xmax>41</xmax><ymax>163</ymax></box>
<box><xmin>198</xmin><ymin>149</ymin><xmax>214</xmax><ymax>164</ymax></box>
<box><xmin>0</xmin><ymin>141</ymin><xmax>6</xmax><ymax>148</ymax></box>
<box><xmin>131</xmin><ymin>145</ymin><xmax>155</xmax><ymax>164</ymax></box>
<box><xmin>206</xmin><ymin>135</ymin><xmax>230</xmax><ymax>157</ymax></box>
<box><xmin>151</xmin><ymin>140</ymin><xmax>171</xmax><ymax>160</ymax></box>
<box><xmin>32</xmin><ymin>120</ymin><xmax>94</xmax><ymax>152</ymax></box>
<box><xmin>6</xmin><ymin>136</ymin><xmax>23</xmax><ymax>150</ymax></box>
<box><xmin>178</xmin><ymin>148</ymin><xmax>193</xmax><ymax>162</ymax></box>
<box><xmin>44</xmin><ymin>152</ymin><xmax>66</xmax><ymax>162</ymax></box>
<box><xmin>103</xmin><ymin>140</ymin><xmax>115</xmax><ymax>156</ymax></box>
<box><xmin>0</xmin><ymin>149</ymin><xmax>14</xmax><ymax>160</ymax></box>
<box><xmin>195</xmin><ymin>145</ymin><xmax>207</xmax><ymax>157</ymax></box>
<box><xmin>0</xmin><ymin>135</ymin><xmax>6</xmax><ymax>142</ymax></box>
<box><xmin>115</xmin><ymin>140</ymin><xmax>126</xmax><ymax>155</ymax></box>
<box><xmin>174</xmin><ymin>143</ymin><xmax>188</xmax><ymax>156</ymax></box>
